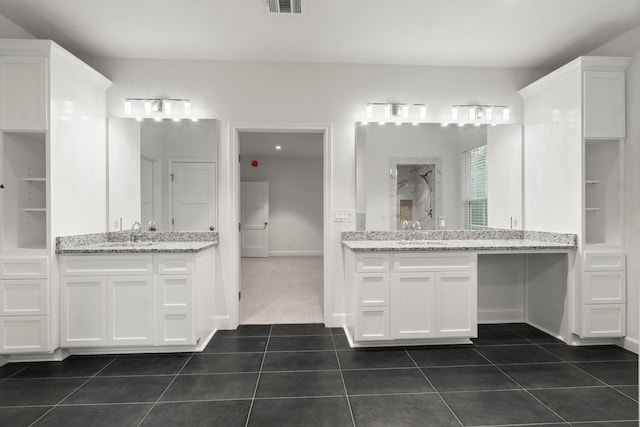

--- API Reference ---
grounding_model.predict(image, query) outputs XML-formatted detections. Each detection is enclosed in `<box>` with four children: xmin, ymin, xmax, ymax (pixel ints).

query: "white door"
<box><xmin>172</xmin><ymin>162</ymin><xmax>216</xmax><ymax>231</ymax></box>
<box><xmin>241</xmin><ymin>181</ymin><xmax>269</xmax><ymax>258</ymax></box>
<box><xmin>140</xmin><ymin>157</ymin><xmax>154</xmax><ymax>227</ymax></box>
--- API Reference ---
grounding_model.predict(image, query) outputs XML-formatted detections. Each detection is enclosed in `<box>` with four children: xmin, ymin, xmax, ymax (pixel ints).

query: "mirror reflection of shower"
<box><xmin>394</xmin><ymin>163</ymin><xmax>438</xmax><ymax>230</ymax></box>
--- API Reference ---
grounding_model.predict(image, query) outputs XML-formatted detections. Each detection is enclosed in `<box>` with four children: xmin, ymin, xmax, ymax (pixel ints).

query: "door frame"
<box><xmin>168</xmin><ymin>158</ymin><xmax>217</xmax><ymax>231</ymax></box>
<box><xmin>230</xmin><ymin>123</ymin><xmax>332</xmax><ymax>327</ymax></box>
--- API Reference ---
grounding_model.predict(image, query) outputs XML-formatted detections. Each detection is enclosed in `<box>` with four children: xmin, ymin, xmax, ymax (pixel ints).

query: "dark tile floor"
<box><xmin>0</xmin><ymin>323</ymin><xmax>637</xmax><ymax>426</ymax></box>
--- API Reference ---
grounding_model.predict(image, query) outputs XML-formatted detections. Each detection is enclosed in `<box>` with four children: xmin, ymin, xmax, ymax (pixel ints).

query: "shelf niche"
<box><xmin>2</xmin><ymin>131</ymin><xmax>47</xmax><ymax>250</ymax></box>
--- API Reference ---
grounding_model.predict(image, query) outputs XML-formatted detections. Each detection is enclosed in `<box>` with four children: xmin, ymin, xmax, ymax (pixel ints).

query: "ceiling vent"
<box><xmin>264</xmin><ymin>0</ymin><xmax>304</xmax><ymax>14</ymax></box>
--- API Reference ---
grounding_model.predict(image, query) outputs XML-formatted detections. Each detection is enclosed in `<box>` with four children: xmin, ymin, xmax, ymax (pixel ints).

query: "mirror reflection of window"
<box><xmin>462</xmin><ymin>145</ymin><xmax>488</xmax><ymax>230</ymax></box>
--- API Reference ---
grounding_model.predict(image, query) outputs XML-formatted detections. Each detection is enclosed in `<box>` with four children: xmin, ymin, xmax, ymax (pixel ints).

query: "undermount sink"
<box><xmin>397</xmin><ymin>240</ymin><xmax>448</xmax><ymax>246</ymax></box>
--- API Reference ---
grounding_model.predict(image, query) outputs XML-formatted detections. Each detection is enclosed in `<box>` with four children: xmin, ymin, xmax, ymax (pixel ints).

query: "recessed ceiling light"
<box><xmin>275</xmin><ymin>145</ymin><xmax>282</xmax><ymax>150</ymax></box>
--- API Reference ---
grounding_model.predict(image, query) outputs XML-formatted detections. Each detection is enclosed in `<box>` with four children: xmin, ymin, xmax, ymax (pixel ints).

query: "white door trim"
<box><xmin>229</xmin><ymin>123</ymin><xmax>332</xmax><ymax>328</ymax></box>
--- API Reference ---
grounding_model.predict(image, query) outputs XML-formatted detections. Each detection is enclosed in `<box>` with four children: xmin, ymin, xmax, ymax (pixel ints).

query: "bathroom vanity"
<box><xmin>56</xmin><ymin>232</ymin><xmax>217</xmax><ymax>354</ymax></box>
<box><xmin>342</xmin><ymin>231</ymin><xmax>577</xmax><ymax>347</ymax></box>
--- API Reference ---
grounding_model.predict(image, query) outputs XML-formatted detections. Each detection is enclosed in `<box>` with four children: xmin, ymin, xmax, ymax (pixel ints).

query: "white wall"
<box><xmin>241</xmin><ymin>155</ymin><xmax>323</xmax><ymax>256</ymax></box>
<box><xmin>0</xmin><ymin>15</ymin><xmax>33</xmax><ymax>38</ymax></box>
<box><xmin>82</xmin><ymin>57</ymin><xmax>544</xmax><ymax>326</ymax></box>
<box><xmin>590</xmin><ymin>25</ymin><xmax>640</xmax><ymax>349</ymax></box>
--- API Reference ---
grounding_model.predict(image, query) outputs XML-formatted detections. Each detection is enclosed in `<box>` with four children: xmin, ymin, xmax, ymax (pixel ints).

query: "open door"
<box><xmin>241</xmin><ymin>181</ymin><xmax>269</xmax><ymax>257</ymax></box>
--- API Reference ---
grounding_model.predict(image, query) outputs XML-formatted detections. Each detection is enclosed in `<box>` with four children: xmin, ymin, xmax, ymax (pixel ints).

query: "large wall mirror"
<box><xmin>108</xmin><ymin>118</ymin><xmax>218</xmax><ymax>232</ymax></box>
<box><xmin>355</xmin><ymin>123</ymin><xmax>522</xmax><ymax>231</ymax></box>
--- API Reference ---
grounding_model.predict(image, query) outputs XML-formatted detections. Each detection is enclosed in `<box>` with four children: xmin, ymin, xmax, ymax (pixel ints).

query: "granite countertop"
<box><xmin>56</xmin><ymin>231</ymin><xmax>219</xmax><ymax>254</ymax></box>
<box><xmin>342</xmin><ymin>239</ymin><xmax>576</xmax><ymax>252</ymax></box>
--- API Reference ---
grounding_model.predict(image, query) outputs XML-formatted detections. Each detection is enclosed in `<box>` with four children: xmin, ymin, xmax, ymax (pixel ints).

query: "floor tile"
<box><xmin>476</xmin><ymin>344</ymin><xmax>563</xmax><ymax>364</ymax></box>
<box><xmin>181</xmin><ymin>353</ymin><xmax>263</xmax><ymax>374</ymax></box>
<box><xmin>472</xmin><ymin>329</ymin><xmax>531</xmax><ymax>345</ymax></box>
<box><xmin>514</xmin><ymin>328</ymin><xmax>564</xmax><ymax>344</ymax></box>
<box><xmin>342</xmin><ymin>368</ymin><xmax>433</xmax><ymax>395</ymax></box>
<box><xmin>571</xmin><ymin>422</ymin><xmax>640</xmax><ymax>427</ymax></box>
<box><xmin>247</xmin><ymin>397</ymin><xmax>353</xmax><ymax>427</ymax></box>
<box><xmin>140</xmin><ymin>400</ymin><xmax>251</xmax><ymax>426</ymax></box>
<box><xmin>530</xmin><ymin>387</ymin><xmax>639</xmax><ymax>422</ymax></box>
<box><xmin>441</xmin><ymin>390</ymin><xmax>562</xmax><ymax>425</ymax></box>
<box><xmin>203</xmin><ymin>336</ymin><xmax>268</xmax><ymax>353</ymax></box>
<box><xmin>332</xmin><ymin>334</ymin><xmax>352</xmax><ymax>350</ymax></box>
<box><xmin>0</xmin><ymin>406</ymin><xmax>51</xmax><ymax>427</ymax></box>
<box><xmin>337</xmin><ymin>349</ymin><xmax>415</xmax><ymax>369</ymax></box>
<box><xmin>214</xmin><ymin>325</ymin><xmax>271</xmax><ymax>337</ymax></box>
<box><xmin>161</xmin><ymin>373</ymin><xmax>258</xmax><ymax>401</ymax></box>
<box><xmin>615</xmin><ymin>385</ymin><xmax>639</xmax><ymax>401</ymax></box>
<box><xmin>271</xmin><ymin>323</ymin><xmax>330</xmax><ymax>336</ymax></box>
<box><xmin>350</xmin><ymin>394</ymin><xmax>460</xmax><ymax>427</ymax></box>
<box><xmin>499</xmin><ymin>362</ymin><xmax>603</xmax><ymax>388</ymax></box>
<box><xmin>330</xmin><ymin>327</ymin><xmax>346</xmax><ymax>335</ymax></box>
<box><xmin>267</xmin><ymin>335</ymin><xmax>334</xmax><ymax>351</ymax></box>
<box><xmin>0</xmin><ymin>363</ymin><xmax>27</xmax><ymax>379</ymax></box>
<box><xmin>13</xmin><ymin>357</ymin><xmax>114</xmax><ymax>378</ymax></box>
<box><xmin>574</xmin><ymin>361</ymin><xmax>638</xmax><ymax>386</ymax></box>
<box><xmin>98</xmin><ymin>354</ymin><xmax>190</xmax><ymax>376</ymax></box>
<box><xmin>256</xmin><ymin>371</ymin><xmax>344</xmax><ymax>398</ymax></box>
<box><xmin>541</xmin><ymin>344</ymin><xmax>637</xmax><ymax>362</ymax></box>
<box><xmin>262</xmin><ymin>351</ymin><xmax>338</xmax><ymax>371</ymax></box>
<box><xmin>479</xmin><ymin>323</ymin><xmax>538</xmax><ymax>331</ymax></box>
<box><xmin>33</xmin><ymin>403</ymin><xmax>152</xmax><ymax>427</ymax></box>
<box><xmin>422</xmin><ymin>365</ymin><xmax>520</xmax><ymax>392</ymax></box>
<box><xmin>0</xmin><ymin>378</ymin><xmax>86</xmax><ymax>406</ymax></box>
<box><xmin>408</xmin><ymin>347</ymin><xmax>490</xmax><ymax>367</ymax></box>
<box><xmin>64</xmin><ymin>375</ymin><xmax>173</xmax><ymax>404</ymax></box>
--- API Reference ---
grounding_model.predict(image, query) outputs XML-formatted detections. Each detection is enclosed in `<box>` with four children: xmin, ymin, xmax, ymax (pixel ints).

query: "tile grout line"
<box><xmin>135</xmin><ymin>352</ymin><xmax>196</xmax><ymax>427</ymax></box>
<box><xmin>28</xmin><ymin>357</ymin><xmax>118</xmax><ymax>427</ymax></box>
<box><xmin>0</xmin><ymin>366</ymin><xmax>29</xmax><ymax>384</ymax></box>
<box><xmin>243</xmin><ymin>324</ymin><xmax>272</xmax><ymax>427</ymax></box>
<box><xmin>330</xmin><ymin>328</ymin><xmax>357</xmax><ymax>427</ymax></box>
<box><xmin>471</xmin><ymin>346</ymin><xmax>571</xmax><ymax>424</ymax></box>
<box><xmin>405</xmin><ymin>350</ymin><xmax>465</xmax><ymax>427</ymax></box>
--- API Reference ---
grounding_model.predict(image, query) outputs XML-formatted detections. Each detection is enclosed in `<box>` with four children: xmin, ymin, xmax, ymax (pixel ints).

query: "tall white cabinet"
<box><xmin>0</xmin><ymin>40</ymin><xmax>111</xmax><ymax>357</ymax></box>
<box><xmin>520</xmin><ymin>56</ymin><xmax>630</xmax><ymax>342</ymax></box>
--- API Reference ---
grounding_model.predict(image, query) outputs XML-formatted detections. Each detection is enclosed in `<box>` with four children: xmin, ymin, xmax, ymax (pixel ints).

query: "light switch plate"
<box><xmin>333</xmin><ymin>209</ymin><xmax>354</xmax><ymax>222</ymax></box>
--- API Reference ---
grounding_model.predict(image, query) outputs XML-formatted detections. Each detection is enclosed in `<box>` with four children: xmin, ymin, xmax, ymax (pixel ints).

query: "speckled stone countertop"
<box><xmin>56</xmin><ymin>231</ymin><xmax>218</xmax><ymax>254</ymax></box>
<box><xmin>341</xmin><ymin>230</ymin><xmax>577</xmax><ymax>252</ymax></box>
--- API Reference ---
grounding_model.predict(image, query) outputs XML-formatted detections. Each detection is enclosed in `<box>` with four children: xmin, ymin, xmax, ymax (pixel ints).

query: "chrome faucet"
<box><xmin>130</xmin><ymin>221</ymin><xmax>142</xmax><ymax>243</ymax></box>
<box><xmin>410</xmin><ymin>220</ymin><xmax>421</xmax><ymax>240</ymax></box>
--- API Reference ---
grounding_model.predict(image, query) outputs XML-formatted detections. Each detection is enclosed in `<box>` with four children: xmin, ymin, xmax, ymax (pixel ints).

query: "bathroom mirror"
<box><xmin>107</xmin><ymin>118</ymin><xmax>218</xmax><ymax>232</ymax></box>
<box><xmin>355</xmin><ymin>123</ymin><xmax>522</xmax><ymax>231</ymax></box>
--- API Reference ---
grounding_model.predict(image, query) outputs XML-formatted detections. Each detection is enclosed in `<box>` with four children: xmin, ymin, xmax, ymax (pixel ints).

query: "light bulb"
<box><xmin>441</xmin><ymin>122</ymin><xmax>449</xmax><ymax>127</ymax></box>
<box><xmin>124</xmin><ymin>100</ymin><xmax>132</xmax><ymax>114</ymax></box>
<box><xmin>153</xmin><ymin>117</ymin><xmax>162</xmax><ymax>122</ymax></box>
<box><xmin>163</xmin><ymin>100</ymin><xmax>171</xmax><ymax>114</ymax></box>
<box><xmin>184</xmin><ymin>100</ymin><xmax>191</xmax><ymax>115</ymax></box>
<box><xmin>395</xmin><ymin>121</ymin><xmax>402</xmax><ymax>126</ymax></box>
<box><xmin>136</xmin><ymin>117</ymin><xmax>143</xmax><ymax>122</ymax></box>
<box><xmin>502</xmin><ymin>107</ymin><xmax>510</xmax><ymax>121</ymax></box>
<box><xmin>419</xmin><ymin>105</ymin><xmax>427</xmax><ymax>120</ymax></box>
<box><xmin>451</xmin><ymin>107</ymin><xmax>458</xmax><ymax>120</ymax></box>
<box><xmin>378</xmin><ymin>121</ymin><xmax>386</xmax><ymax>126</ymax></box>
<box><xmin>360</xmin><ymin>121</ymin><xmax>369</xmax><ymax>126</ymax></box>
<box><xmin>384</xmin><ymin>104</ymin><xmax>391</xmax><ymax>119</ymax></box>
<box><xmin>469</xmin><ymin>107</ymin><xmax>476</xmax><ymax>120</ymax></box>
<box><xmin>412</xmin><ymin>122</ymin><xmax>419</xmax><ymax>126</ymax></box>
<box><xmin>172</xmin><ymin>117</ymin><xmax>181</xmax><ymax>122</ymax></box>
<box><xmin>144</xmin><ymin>100</ymin><xmax>152</xmax><ymax>115</ymax></box>
<box><xmin>401</xmin><ymin>105</ymin><xmax>409</xmax><ymax>119</ymax></box>
<box><xmin>458</xmin><ymin>122</ymin><xmax>465</xmax><ymax>127</ymax></box>
<box><xmin>191</xmin><ymin>117</ymin><xmax>199</xmax><ymax>122</ymax></box>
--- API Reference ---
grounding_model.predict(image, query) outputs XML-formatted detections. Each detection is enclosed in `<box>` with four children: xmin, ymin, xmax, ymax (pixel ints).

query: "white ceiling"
<box><xmin>239</xmin><ymin>132</ymin><xmax>323</xmax><ymax>158</ymax></box>
<box><xmin>0</xmin><ymin>0</ymin><xmax>638</xmax><ymax>69</ymax></box>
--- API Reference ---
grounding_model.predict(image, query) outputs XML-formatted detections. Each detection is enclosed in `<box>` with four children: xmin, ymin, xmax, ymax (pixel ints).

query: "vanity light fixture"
<box><xmin>451</xmin><ymin>104</ymin><xmax>510</xmax><ymax>125</ymax></box>
<box><xmin>364</xmin><ymin>103</ymin><xmax>429</xmax><ymax>125</ymax></box>
<box><xmin>124</xmin><ymin>97</ymin><xmax>193</xmax><ymax>119</ymax></box>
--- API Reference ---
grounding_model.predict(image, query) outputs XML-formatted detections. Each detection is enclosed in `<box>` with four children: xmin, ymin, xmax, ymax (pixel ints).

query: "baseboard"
<box><xmin>268</xmin><ymin>251</ymin><xmax>323</xmax><ymax>257</ymax></box>
<box><xmin>478</xmin><ymin>309</ymin><xmax>525</xmax><ymax>324</ymax></box>
<box><xmin>623</xmin><ymin>336</ymin><xmax>639</xmax><ymax>354</ymax></box>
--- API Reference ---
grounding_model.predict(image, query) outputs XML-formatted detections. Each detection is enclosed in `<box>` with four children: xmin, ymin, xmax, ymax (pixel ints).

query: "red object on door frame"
<box><xmin>251</xmin><ymin>160</ymin><xmax>258</xmax><ymax>167</ymax></box>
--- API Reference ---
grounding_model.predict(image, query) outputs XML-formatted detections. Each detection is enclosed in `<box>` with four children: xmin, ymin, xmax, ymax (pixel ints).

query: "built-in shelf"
<box><xmin>585</xmin><ymin>208</ymin><xmax>602</xmax><ymax>212</ymax></box>
<box><xmin>22</xmin><ymin>177</ymin><xmax>46</xmax><ymax>182</ymax></box>
<box><xmin>22</xmin><ymin>208</ymin><xmax>46</xmax><ymax>212</ymax></box>
<box><xmin>585</xmin><ymin>180</ymin><xmax>601</xmax><ymax>185</ymax></box>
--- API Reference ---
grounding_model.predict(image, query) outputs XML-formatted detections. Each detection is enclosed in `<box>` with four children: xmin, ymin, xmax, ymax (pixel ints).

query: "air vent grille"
<box><xmin>265</xmin><ymin>0</ymin><xmax>304</xmax><ymax>14</ymax></box>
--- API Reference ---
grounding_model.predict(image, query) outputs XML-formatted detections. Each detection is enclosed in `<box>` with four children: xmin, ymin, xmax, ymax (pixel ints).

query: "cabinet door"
<box><xmin>581</xmin><ymin>304</ymin><xmax>625</xmax><ymax>338</ymax></box>
<box><xmin>390</xmin><ymin>272</ymin><xmax>435</xmax><ymax>339</ymax></box>
<box><xmin>583</xmin><ymin>271</ymin><xmax>625</xmax><ymax>304</ymax></box>
<box><xmin>108</xmin><ymin>276</ymin><xmax>154</xmax><ymax>346</ymax></box>
<box><xmin>435</xmin><ymin>271</ymin><xmax>477</xmax><ymax>338</ymax></box>
<box><xmin>60</xmin><ymin>276</ymin><xmax>107</xmax><ymax>347</ymax></box>
<box><xmin>0</xmin><ymin>279</ymin><xmax>48</xmax><ymax>315</ymax></box>
<box><xmin>0</xmin><ymin>56</ymin><xmax>47</xmax><ymax>130</ymax></box>
<box><xmin>0</xmin><ymin>316</ymin><xmax>49</xmax><ymax>353</ymax></box>
<box><xmin>583</xmin><ymin>71</ymin><xmax>625</xmax><ymax>138</ymax></box>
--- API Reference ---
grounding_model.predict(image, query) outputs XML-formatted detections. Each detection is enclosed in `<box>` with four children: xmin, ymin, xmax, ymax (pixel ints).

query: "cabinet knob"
<box><xmin>0</xmin><ymin>184</ymin><xmax>4</xmax><ymax>189</ymax></box>
<box><xmin>209</xmin><ymin>226</ymin><xmax>215</xmax><ymax>231</ymax></box>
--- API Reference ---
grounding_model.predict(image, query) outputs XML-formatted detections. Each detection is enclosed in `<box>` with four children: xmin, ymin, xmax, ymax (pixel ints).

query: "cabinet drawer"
<box><xmin>0</xmin><ymin>279</ymin><xmax>48</xmax><ymax>315</ymax></box>
<box><xmin>157</xmin><ymin>275</ymin><xmax>192</xmax><ymax>310</ymax></box>
<box><xmin>356</xmin><ymin>273</ymin><xmax>389</xmax><ymax>306</ymax></box>
<box><xmin>156</xmin><ymin>255</ymin><xmax>194</xmax><ymax>275</ymax></box>
<box><xmin>355</xmin><ymin>307</ymin><xmax>389</xmax><ymax>341</ymax></box>
<box><xmin>584</xmin><ymin>271</ymin><xmax>625</xmax><ymax>303</ymax></box>
<box><xmin>156</xmin><ymin>311</ymin><xmax>195</xmax><ymax>346</ymax></box>
<box><xmin>0</xmin><ymin>315</ymin><xmax>49</xmax><ymax>353</ymax></box>
<box><xmin>60</xmin><ymin>256</ymin><xmax>153</xmax><ymax>276</ymax></box>
<box><xmin>0</xmin><ymin>257</ymin><xmax>48</xmax><ymax>279</ymax></box>
<box><xmin>581</xmin><ymin>304</ymin><xmax>625</xmax><ymax>338</ymax></box>
<box><xmin>394</xmin><ymin>253</ymin><xmax>476</xmax><ymax>272</ymax></box>
<box><xmin>584</xmin><ymin>252</ymin><xmax>625</xmax><ymax>271</ymax></box>
<box><xmin>356</xmin><ymin>253</ymin><xmax>390</xmax><ymax>273</ymax></box>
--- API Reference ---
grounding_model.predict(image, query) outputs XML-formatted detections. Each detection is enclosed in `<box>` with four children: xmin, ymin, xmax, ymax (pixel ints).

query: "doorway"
<box><xmin>238</xmin><ymin>130</ymin><xmax>325</xmax><ymax>325</ymax></box>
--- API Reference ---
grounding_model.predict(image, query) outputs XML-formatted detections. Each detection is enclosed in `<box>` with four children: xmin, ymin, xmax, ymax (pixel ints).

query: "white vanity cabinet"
<box><xmin>59</xmin><ymin>250</ymin><xmax>215</xmax><ymax>351</ymax></box>
<box><xmin>0</xmin><ymin>257</ymin><xmax>49</xmax><ymax>353</ymax></box>
<box><xmin>344</xmin><ymin>249</ymin><xmax>477</xmax><ymax>346</ymax></box>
